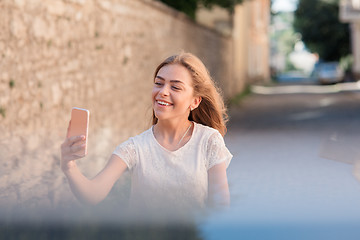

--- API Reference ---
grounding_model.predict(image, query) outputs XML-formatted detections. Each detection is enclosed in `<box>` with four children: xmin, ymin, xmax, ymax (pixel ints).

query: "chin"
<box><xmin>153</xmin><ymin>112</ymin><xmax>167</xmax><ymax>121</ymax></box>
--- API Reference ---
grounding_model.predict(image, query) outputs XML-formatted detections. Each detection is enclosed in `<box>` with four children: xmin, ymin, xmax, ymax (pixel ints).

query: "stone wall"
<box><xmin>0</xmin><ymin>0</ymin><xmax>233</xmax><ymax>212</ymax></box>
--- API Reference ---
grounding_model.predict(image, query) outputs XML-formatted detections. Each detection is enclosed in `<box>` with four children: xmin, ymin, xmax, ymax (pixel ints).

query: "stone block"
<box><xmin>1</xmin><ymin>72</ymin><xmax>9</xmax><ymax>81</ymax></box>
<box><xmin>26</xmin><ymin>0</ymin><xmax>45</xmax><ymax>13</ymax></box>
<box><xmin>32</xmin><ymin>17</ymin><xmax>55</xmax><ymax>40</ymax></box>
<box><xmin>66</xmin><ymin>0</ymin><xmax>87</xmax><ymax>5</ymax></box>
<box><xmin>14</xmin><ymin>0</ymin><xmax>26</xmax><ymax>8</ymax></box>
<box><xmin>0</xmin><ymin>41</ymin><xmax>5</xmax><ymax>52</ymax></box>
<box><xmin>46</xmin><ymin>1</ymin><xmax>65</xmax><ymax>16</ymax></box>
<box><xmin>10</xmin><ymin>14</ymin><xmax>27</xmax><ymax>39</ymax></box>
<box><xmin>18</xmin><ymin>104</ymin><xmax>29</xmax><ymax>121</ymax></box>
<box><xmin>61</xmin><ymin>59</ymin><xmax>80</xmax><ymax>73</ymax></box>
<box><xmin>51</xmin><ymin>83</ymin><xmax>62</xmax><ymax>105</ymax></box>
<box><xmin>0</xmin><ymin>94</ymin><xmax>10</xmax><ymax>106</ymax></box>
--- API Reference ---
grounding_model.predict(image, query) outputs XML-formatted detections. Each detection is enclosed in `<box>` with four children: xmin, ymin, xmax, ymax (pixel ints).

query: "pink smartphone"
<box><xmin>68</xmin><ymin>107</ymin><xmax>90</xmax><ymax>157</ymax></box>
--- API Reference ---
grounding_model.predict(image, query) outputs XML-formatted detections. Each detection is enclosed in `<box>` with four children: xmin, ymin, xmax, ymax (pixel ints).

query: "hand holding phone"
<box><xmin>67</xmin><ymin>107</ymin><xmax>90</xmax><ymax>157</ymax></box>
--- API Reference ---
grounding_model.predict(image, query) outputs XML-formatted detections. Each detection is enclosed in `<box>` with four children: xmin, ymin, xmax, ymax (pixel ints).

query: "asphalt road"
<box><xmin>201</xmin><ymin>83</ymin><xmax>360</xmax><ymax>240</ymax></box>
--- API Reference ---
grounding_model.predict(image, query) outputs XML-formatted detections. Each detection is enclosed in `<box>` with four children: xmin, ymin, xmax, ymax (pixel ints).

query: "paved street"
<box><xmin>201</xmin><ymin>83</ymin><xmax>360</xmax><ymax>240</ymax></box>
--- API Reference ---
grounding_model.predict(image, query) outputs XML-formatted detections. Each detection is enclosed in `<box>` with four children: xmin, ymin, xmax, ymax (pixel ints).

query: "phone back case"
<box><xmin>69</xmin><ymin>107</ymin><xmax>89</xmax><ymax>156</ymax></box>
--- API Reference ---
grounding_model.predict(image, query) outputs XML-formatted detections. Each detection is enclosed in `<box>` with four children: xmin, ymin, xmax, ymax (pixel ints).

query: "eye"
<box><xmin>154</xmin><ymin>81</ymin><xmax>163</xmax><ymax>86</ymax></box>
<box><xmin>171</xmin><ymin>85</ymin><xmax>181</xmax><ymax>90</ymax></box>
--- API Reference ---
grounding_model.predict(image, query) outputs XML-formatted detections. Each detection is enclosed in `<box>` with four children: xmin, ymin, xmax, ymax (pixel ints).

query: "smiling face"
<box><xmin>152</xmin><ymin>64</ymin><xmax>201</xmax><ymax>123</ymax></box>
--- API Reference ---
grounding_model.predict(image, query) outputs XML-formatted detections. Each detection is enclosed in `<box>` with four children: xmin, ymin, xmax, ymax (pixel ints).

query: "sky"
<box><xmin>272</xmin><ymin>0</ymin><xmax>298</xmax><ymax>12</ymax></box>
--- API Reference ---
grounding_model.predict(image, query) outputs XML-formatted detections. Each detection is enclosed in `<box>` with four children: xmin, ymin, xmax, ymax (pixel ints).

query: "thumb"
<box><xmin>66</xmin><ymin>120</ymin><xmax>71</xmax><ymax>139</ymax></box>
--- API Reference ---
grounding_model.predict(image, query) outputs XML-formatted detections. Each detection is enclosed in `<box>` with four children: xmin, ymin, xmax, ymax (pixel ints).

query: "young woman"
<box><xmin>61</xmin><ymin>53</ymin><xmax>232</xmax><ymax>219</ymax></box>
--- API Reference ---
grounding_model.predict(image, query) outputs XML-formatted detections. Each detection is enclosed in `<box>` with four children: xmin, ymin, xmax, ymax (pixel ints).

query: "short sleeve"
<box><xmin>206</xmin><ymin>132</ymin><xmax>232</xmax><ymax>170</ymax></box>
<box><xmin>112</xmin><ymin>138</ymin><xmax>137</xmax><ymax>170</ymax></box>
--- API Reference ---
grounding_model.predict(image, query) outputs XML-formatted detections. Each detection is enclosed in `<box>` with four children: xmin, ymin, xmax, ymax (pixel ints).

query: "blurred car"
<box><xmin>312</xmin><ymin>62</ymin><xmax>344</xmax><ymax>84</ymax></box>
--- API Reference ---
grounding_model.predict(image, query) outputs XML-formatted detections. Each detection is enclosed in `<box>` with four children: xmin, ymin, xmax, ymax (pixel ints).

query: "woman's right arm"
<box><xmin>61</xmin><ymin>134</ymin><xmax>127</xmax><ymax>205</ymax></box>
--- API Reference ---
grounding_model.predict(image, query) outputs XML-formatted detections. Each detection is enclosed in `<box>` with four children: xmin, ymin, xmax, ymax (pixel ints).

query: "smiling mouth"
<box><xmin>156</xmin><ymin>100</ymin><xmax>172</xmax><ymax>106</ymax></box>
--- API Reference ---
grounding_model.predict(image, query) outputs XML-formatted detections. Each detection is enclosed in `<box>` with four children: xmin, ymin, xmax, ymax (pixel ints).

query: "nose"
<box><xmin>158</xmin><ymin>84</ymin><xmax>170</xmax><ymax>96</ymax></box>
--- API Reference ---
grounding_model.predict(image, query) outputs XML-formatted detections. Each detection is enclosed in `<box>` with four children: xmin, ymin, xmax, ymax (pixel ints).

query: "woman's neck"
<box><xmin>153</xmin><ymin>119</ymin><xmax>193</xmax><ymax>150</ymax></box>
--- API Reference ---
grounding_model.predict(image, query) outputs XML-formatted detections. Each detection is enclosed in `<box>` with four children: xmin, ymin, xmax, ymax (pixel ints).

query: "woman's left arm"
<box><xmin>208</xmin><ymin>161</ymin><xmax>230</xmax><ymax>207</ymax></box>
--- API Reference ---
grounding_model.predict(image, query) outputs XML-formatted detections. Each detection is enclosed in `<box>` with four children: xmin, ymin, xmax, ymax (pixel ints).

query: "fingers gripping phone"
<box><xmin>68</xmin><ymin>107</ymin><xmax>90</xmax><ymax>157</ymax></box>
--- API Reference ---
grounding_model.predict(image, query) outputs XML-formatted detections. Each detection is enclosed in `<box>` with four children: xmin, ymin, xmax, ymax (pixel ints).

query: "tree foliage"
<box><xmin>158</xmin><ymin>0</ymin><xmax>244</xmax><ymax>19</ymax></box>
<box><xmin>294</xmin><ymin>0</ymin><xmax>350</xmax><ymax>61</ymax></box>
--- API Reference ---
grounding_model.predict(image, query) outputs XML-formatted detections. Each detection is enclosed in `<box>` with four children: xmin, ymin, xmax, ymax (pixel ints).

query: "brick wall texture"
<box><xmin>0</xmin><ymin>0</ymin><xmax>233</xmax><ymax>213</ymax></box>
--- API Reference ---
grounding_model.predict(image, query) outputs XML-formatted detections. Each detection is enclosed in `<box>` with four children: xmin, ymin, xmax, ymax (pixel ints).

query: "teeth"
<box><xmin>157</xmin><ymin>100</ymin><xmax>170</xmax><ymax>106</ymax></box>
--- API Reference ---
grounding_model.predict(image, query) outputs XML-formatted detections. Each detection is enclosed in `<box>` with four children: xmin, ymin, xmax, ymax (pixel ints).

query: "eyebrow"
<box><xmin>155</xmin><ymin>75</ymin><xmax>184</xmax><ymax>84</ymax></box>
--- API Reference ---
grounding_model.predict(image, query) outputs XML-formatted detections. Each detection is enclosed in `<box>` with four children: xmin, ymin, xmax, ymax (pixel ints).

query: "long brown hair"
<box><xmin>152</xmin><ymin>53</ymin><xmax>228</xmax><ymax>136</ymax></box>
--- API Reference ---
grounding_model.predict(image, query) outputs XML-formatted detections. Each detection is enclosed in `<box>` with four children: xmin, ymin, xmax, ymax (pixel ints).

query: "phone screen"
<box><xmin>69</xmin><ymin>107</ymin><xmax>89</xmax><ymax>156</ymax></box>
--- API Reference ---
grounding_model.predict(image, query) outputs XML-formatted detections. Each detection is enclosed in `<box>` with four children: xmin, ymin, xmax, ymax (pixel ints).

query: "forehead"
<box><xmin>156</xmin><ymin>64</ymin><xmax>192</xmax><ymax>84</ymax></box>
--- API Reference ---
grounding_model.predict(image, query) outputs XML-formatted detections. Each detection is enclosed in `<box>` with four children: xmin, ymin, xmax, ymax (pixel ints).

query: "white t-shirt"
<box><xmin>113</xmin><ymin>122</ymin><xmax>232</xmax><ymax>216</ymax></box>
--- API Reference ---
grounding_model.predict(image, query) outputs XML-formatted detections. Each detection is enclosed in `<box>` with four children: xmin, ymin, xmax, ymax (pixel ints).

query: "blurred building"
<box><xmin>340</xmin><ymin>0</ymin><xmax>360</xmax><ymax>79</ymax></box>
<box><xmin>197</xmin><ymin>0</ymin><xmax>271</xmax><ymax>95</ymax></box>
<box><xmin>197</xmin><ymin>5</ymin><xmax>232</xmax><ymax>36</ymax></box>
